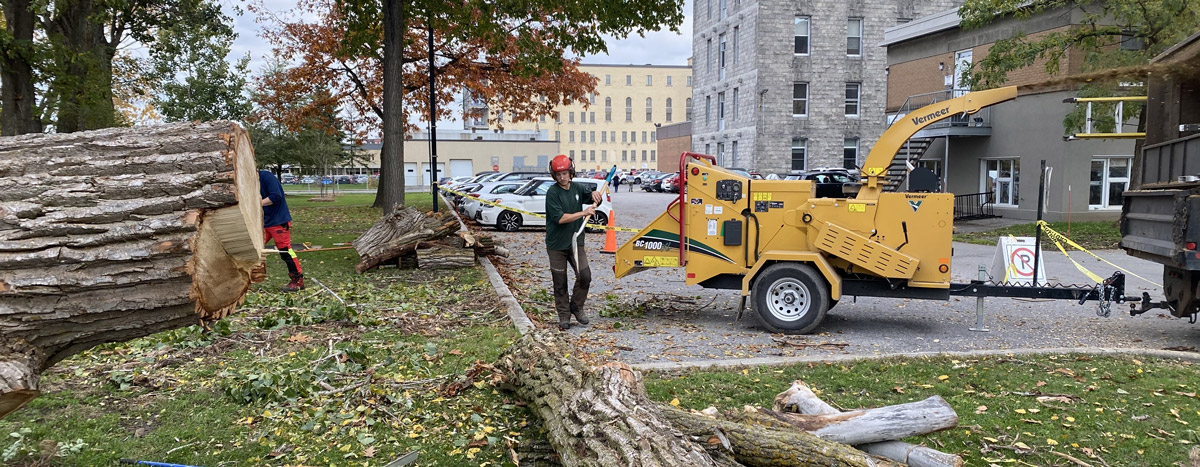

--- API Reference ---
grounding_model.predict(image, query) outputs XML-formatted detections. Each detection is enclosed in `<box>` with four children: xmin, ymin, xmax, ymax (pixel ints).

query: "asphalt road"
<box><xmin>479</xmin><ymin>189</ymin><xmax>1200</xmax><ymax>364</ymax></box>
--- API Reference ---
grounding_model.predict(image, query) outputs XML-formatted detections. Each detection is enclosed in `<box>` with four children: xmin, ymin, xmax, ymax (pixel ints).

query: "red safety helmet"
<box><xmin>548</xmin><ymin>154</ymin><xmax>574</xmax><ymax>175</ymax></box>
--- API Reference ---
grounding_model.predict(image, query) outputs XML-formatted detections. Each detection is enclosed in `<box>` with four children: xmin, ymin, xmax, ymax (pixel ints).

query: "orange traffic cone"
<box><xmin>601</xmin><ymin>210</ymin><xmax>618</xmax><ymax>254</ymax></box>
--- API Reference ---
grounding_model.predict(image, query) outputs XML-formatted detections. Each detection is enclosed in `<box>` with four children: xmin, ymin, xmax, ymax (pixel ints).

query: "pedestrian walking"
<box><xmin>259</xmin><ymin>169</ymin><xmax>305</xmax><ymax>292</ymax></box>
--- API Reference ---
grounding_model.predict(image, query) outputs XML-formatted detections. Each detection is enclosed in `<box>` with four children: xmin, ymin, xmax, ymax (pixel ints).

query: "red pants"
<box><xmin>264</xmin><ymin>223</ymin><xmax>302</xmax><ymax>276</ymax></box>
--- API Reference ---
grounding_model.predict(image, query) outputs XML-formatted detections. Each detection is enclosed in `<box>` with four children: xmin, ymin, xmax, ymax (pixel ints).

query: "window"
<box><xmin>981</xmin><ymin>159</ymin><xmax>1020</xmax><ymax>206</ymax></box>
<box><xmin>733</xmin><ymin>27</ymin><xmax>739</xmax><ymax>64</ymax></box>
<box><xmin>646</xmin><ymin>75</ymin><xmax>652</xmax><ymax>86</ymax></box>
<box><xmin>651</xmin><ymin>132</ymin><xmax>656</xmax><ymax>142</ymax></box>
<box><xmin>717</xmin><ymin>91</ymin><xmax>726</xmax><ymax>130</ymax></box>
<box><xmin>666</xmin><ymin>98</ymin><xmax>673</xmax><ymax>122</ymax></box>
<box><xmin>651</xmin><ymin>150</ymin><xmax>656</xmax><ymax>161</ymax></box>
<box><xmin>622</xmin><ymin>150</ymin><xmax>628</xmax><ymax>162</ymax></box>
<box><xmin>731</xmin><ymin>141</ymin><xmax>738</xmax><ymax>165</ymax></box>
<box><xmin>793</xmin><ymin>82</ymin><xmax>808</xmax><ymax>116</ymax></box>
<box><xmin>686</xmin><ymin>98</ymin><xmax>693</xmax><ymax>120</ymax></box>
<box><xmin>845</xmin><ymin>83</ymin><xmax>861</xmax><ymax>117</ymax></box>
<box><xmin>687</xmin><ymin>76</ymin><xmax>693</xmax><ymax>87</ymax></box>
<box><xmin>626</xmin><ymin>75</ymin><xmax>632</xmax><ymax>85</ymax></box>
<box><xmin>605</xmin><ymin>97</ymin><xmax>612</xmax><ymax>121</ymax></box>
<box><xmin>791</xmin><ymin>138</ymin><xmax>807</xmax><ymax>170</ymax></box>
<box><xmin>625</xmin><ymin>97</ymin><xmax>633</xmax><ymax>121</ymax></box>
<box><xmin>569</xmin><ymin>150</ymin><xmax>575</xmax><ymax>159</ymax></box>
<box><xmin>705</xmin><ymin>143</ymin><xmax>711</xmax><ymax>155</ymax></box>
<box><xmin>590</xmin><ymin>112</ymin><xmax>595</xmax><ymax>124</ymax></box>
<box><xmin>610</xmin><ymin>131</ymin><xmax>615</xmax><ymax>142</ymax></box>
<box><xmin>847</xmin><ymin>18</ymin><xmax>863</xmax><ymax>55</ymax></box>
<box><xmin>602</xmin><ymin>150</ymin><xmax>608</xmax><ymax>162</ymax></box>
<box><xmin>642</xmin><ymin>150</ymin><xmax>648</xmax><ymax>161</ymax></box>
<box><xmin>719</xmin><ymin>33</ymin><xmax>727</xmax><ymax>81</ymax></box>
<box><xmin>590</xmin><ymin>150</ymin><xmax>596</xmax><ymax>162</ymax></box>
<box><xmin>717</xmin><ymin>142</ymin><xmax>725</xmax><ymax>165</ymax></box>
<box><xmin>641</xmin><ymin>131</ymin><xmax>647</xmax><ymax>143</ymax></box>
<box><xmin>579</xmin><ymin>111</ymin><xmax>586</xmax><ymax>123</ymax></box>
<box><xmin>602</xmin><ymin>131</ymin><xmax>607</xmax><ymax>143</ymax></box>
<box><xmin>843</xmin><ymin>138</ymin><xmax>859</xmax><ymax>169</ymax></box>
<box><xmin>1089</xmin><ymin>157</ymin><xmax>1131</xmax><ymax>209</ymax></box>
<box><xmin>705</xmin><ymin>95</ymin><xmax>711</xmax><ymax>125</ymax></box>
<box><xmin>622</xmin><ymin>131</ymin><xmax>627</xmax><ymax>143</ymax></box>
<box><xmin>569</xmin><ymin>112</ymin><xmax>575</xmax><ymax>123</ymax></box>
<box><xmin>590</xmin><ymin>131</ymin><xmax>595</xmax><ymax>143</ymax></box>
<box><xmin>667</xmin><ymin>76</ymin><xmax>673</xmax><ymax>86</ymax></box>
<box><xmin>646</xmin><ymin>98</ymin><xmax>653</xmax><ymax>121</ymax></box>
<box><xmin>794</xmin><ymin>16</ymin><xmax>810</xmax><ymax>54</ymax></box>
<box><xmin>707</xmin><ymin>39</ymin><xmax>713</xmax><ymax>73</ymax></box>
<box><xmin>540</xmin><ymin>115</ymin><xmax>546</xmax><ymax>123</ymax></box>
<box><xmin>569</xmin><ymin>131</ymin><xmax>575</xmax><ymax>142</ymax></box>
<box><xmin>606</xmin><ymin>74</ymin><xmax>611</xmax><ymax>85</ymax></box>
<box><xmin>1121</xmin><ymin>30</ymin><xmax>1144</xmax><ymax>51</ymax></box>
<box><xmin>732</xmin><ymin>88</ymin><xmax>739</xmax><ymax>121</ymax></box>
<box><xmin>720</xmin><ymin>0</ymin><xmax>726</xmax><ymax>19</ymax></box>
<box><xmin>707</xmin><ymin>0</ymin><xmax>711</xmax><ymax>19</ymax></box>
<box><xmin>555</xmin><ymin>131</ymin><xmax>560</xmax><ymax>141</ymax></box>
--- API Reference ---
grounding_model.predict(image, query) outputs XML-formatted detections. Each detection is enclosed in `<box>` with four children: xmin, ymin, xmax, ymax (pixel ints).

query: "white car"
<box><xmin>478</xmin><ymin>177</ymin><xmax>614</xmax><ymax>232</ymax></box>
<box><xmin>461</xmin><ymin>180</ymin><xmax>526</xmax><ymax>220</ymax></box>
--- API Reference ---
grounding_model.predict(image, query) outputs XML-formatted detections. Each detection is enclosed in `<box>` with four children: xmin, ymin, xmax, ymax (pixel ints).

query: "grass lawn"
<box><xmin>645</xmin><ymin>354</ymin><xmax>1200</xmax><ymax>466</ymax></box>
<box><xmin>1</xmin><ymin>192</ymin><xmax>533</xmax><ymax>466</ymax></box>
<box><xmin>954</xmin><ymin>220</ymin><xmax>1122</xmax><ymax>250</ymax></box>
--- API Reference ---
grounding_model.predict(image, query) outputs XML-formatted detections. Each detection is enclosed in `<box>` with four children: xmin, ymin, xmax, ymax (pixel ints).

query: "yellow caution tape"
<box><xmin>436</xmin><ymin>185</ymin><xmax>641</xmax><ymax>232</ymax></box>
<box><xmin>1036</xmin><ymin>220</ymin><xmax>1161</xmax><ymax>288</ymax></box>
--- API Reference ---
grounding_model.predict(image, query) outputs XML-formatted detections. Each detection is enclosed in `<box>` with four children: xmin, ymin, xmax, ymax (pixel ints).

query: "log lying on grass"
<box><xmin>773</xmin><ymin>380</ymin><xmax>963</xmax><ymax>467</ymax></box>
<box><xmin>0</xmin><ymin>121</ymin><xmax>263</xmax><ymax>419</ymax></box>
<box><xmin>353</xmin><ymin>206</ymin><xmax>459</xmax><ymax>272</ymax></box>
<box><xmin>416</xmin><ymin>237</ymin><xmax>476</xmax><ymax>269</ymax></box>
<box><xmin>497</xmin><ymin>330</ymin><xmax>900</xmax><ymax>467</ymax></box>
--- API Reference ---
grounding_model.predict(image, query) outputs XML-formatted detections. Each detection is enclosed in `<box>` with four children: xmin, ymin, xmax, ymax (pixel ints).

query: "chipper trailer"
<box><xmin>613</xmin><ymin>86</ymin><xmax>1128</xmax><ymax>333</ymax></box>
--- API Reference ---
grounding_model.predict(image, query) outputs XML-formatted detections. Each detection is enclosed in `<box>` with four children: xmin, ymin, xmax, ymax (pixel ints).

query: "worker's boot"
<box><xmin>557</xmin><ymin>308</ymin><xmax>572</xmax><ymax>330</ymax></box>
<box><xmin>571</xmin><ymin>302</ymin><xmax>589</xmax><ymax>325</ymax></box>
<box><xmin>281</xmin><ymin>273</ymin><xmax>305</xmax><ymax>292</ymax></box>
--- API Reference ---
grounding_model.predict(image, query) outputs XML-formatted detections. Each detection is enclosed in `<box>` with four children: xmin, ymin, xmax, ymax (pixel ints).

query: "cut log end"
<box><xmin>0</xmin><ymin>360</ymin><xmax>39</xmax><ymax>419</ymax></box>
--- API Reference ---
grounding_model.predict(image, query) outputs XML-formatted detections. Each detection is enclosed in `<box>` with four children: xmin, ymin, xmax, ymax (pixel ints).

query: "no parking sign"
<box><xmin>989</xmin><ymin>237</ymin><xmax>1047</xmax><ymax>286</ymax></box>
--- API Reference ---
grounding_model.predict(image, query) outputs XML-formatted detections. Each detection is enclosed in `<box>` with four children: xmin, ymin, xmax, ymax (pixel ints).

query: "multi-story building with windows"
<box><xmin>477</xmin><ymin>63</ymin><xmax>693</xmax><ymax>173</ymax></box>
<box><xmin>691</xmin><ymin>0</ymin><xmax>959</xmax><ymax>173</ymax></box>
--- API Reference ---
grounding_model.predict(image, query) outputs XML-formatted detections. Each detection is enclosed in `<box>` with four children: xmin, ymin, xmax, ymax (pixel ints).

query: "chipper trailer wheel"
<box><xmin>752</xmin><ymin>263</ymin><xmax>830</xmax><ymax>334</ymax></box>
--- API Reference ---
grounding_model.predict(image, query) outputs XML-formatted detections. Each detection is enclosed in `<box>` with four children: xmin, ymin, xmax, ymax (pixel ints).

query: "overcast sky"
<box><xmin>224</xmin><ymin>0</ymin><xmax>694</xmax><ymax>129</ymax></box>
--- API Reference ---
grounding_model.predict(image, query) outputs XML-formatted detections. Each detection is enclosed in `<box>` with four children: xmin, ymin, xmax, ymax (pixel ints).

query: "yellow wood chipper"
<box><xmin>614</xmin><ymin>86</ymin><xmax>1127</xmax><ymax>333</ymax></box>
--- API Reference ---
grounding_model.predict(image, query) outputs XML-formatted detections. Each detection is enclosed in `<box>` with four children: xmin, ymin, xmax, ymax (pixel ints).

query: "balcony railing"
<box><xmin>954</xmin><ymin>191</ymin><xmax>998</xmax><ymax>221</ymax></box>
<box><xmin>889</xmin><ymin>88</ymin><xmax>995</xmax><ymax>133</ymax></box>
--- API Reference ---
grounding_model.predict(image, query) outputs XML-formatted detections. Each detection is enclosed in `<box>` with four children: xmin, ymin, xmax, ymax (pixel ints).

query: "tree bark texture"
<box><xmin>773</xmin><ymin>380</ymin><xmax>963</xmax><ymax>467</ymax></box>
<box><xmin>0</xmin><ymin>121</ymin><xmax>263</xmax><ymax>418</ymax></box>
<box><xmin>0</xmin><ymin>0</ymin><xmax>40</xmax><ymax>136</ymax></box>
<box><xmin>352</xmin><ymin>206</ymin><xmax>459</xmax><ymax>272</ymax></box>
<box><xmin>416</xmin><ymin>238</ymin><xmax>476</xmax><ymax>269</ymax></box>
<box><xmin>497</xmin><ymin>329</ymin><xmax>729</xmax><ymax>467</ymax></box>
<box><xmin>657</xmin><ymin>407</ymin><xmax>898</xmax><ymax>467</ymax></box>
<box><xmin>375</xmin><ymin>0</ymin><xmax>406</xmax><ymax>210</ymax></box>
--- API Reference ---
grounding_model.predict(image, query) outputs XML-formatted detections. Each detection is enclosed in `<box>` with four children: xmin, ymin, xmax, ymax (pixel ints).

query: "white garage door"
<box><xmin>449</xmin><ymin>159</ymin><xmax>473</xmax><ymax>178</ymax></box>
<box><xmin>422</xmin><ymin>163</ymin><xmax>446</xmax><ymax>185</ymax></box>
<box><xmin>404</xmin><ymin>163</ymin><xmax>418</xmax><ymax>186</ymax></box>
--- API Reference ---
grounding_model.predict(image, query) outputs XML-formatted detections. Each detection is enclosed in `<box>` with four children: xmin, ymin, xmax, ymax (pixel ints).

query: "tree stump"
<box><xmin>353</xmin><ymin>206</ymin><xmax>460</xmax><ymax>272</ymax></box>
<box><xmin>0</xmin><ymin>121</ymin><xmax>263</xmax><ymax>418</ymax></box>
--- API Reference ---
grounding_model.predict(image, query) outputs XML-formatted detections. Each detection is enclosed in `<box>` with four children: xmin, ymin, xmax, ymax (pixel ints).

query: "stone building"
<box><xmin>690</xmin><ymin>0</ymin><xmax>960</xmax><ymax>174</ymax></box>
<box><xmin>478</xmin><ymin>63</ymin><xmax>693</xmax><ymax>173</ymax></box>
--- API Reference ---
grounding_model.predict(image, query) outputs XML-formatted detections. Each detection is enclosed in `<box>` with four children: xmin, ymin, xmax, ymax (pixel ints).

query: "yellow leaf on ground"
<box><xmin>670</xmin><ymin>398</ymin><xmax>680</xmax><ymax>407</ymax></box>
<box><xmin>1047</xmin><ymin>438</ymin><xmax>1059</xmax><ymax>445</ymax></box>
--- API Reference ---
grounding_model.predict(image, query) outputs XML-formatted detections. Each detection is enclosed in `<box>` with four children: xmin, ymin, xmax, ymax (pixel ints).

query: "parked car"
<box><xmin>460</xmin><ymin>180</ymin><xmax>526</xmax><ymax>220</ymax></box>
<box><xmin>299</xmin><ymin>175</ymin><xmax>318</xmax><ymax>184</ymax></box>
<box><xmin>281</xmin><ymin>174</ymin><xmax>299</xmax><ymax>184</ymax></box>
<box><xmin>477</xmin><ymin>177</ymin><xmax>614</xmax><ymax>232</ymax></box>
<box><xmin>336</xmin><ymin>175</ymin><xmax>353</xmax><ymax>184</ymax></box>
<box><xmin>644</xmin><ymin>172</ymin><xmax>674</xmax><ymax>192</ymax></box>
<box><xmin>784</xmin><ymin>169</ymin><xmax>857</xmax><ymax>183</ymax></box>
<box><xmin>631</xmin><ymin>171</ymin><xmax>660</xmax><ymax>185</ymax></box>
<box><xmin>662</xmin><ymin>174</ymin><xmax>681</xmax><ymax>193</ymax></box>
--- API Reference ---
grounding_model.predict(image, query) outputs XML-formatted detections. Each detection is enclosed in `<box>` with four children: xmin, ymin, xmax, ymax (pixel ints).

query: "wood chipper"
<box><xmin>614</xmin><ymin>86</ymin><xmax>1128</xmax><ymax>333</ymax></box>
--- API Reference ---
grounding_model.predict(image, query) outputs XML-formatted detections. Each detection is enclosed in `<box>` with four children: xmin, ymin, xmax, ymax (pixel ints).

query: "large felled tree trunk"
<box><xmin>352</xmin><ymin>206</ymin><xmax>459</xmax><ymax>272</ymax></box>
<box><xmin>0</xmin><ymin>121</ymin><xmax>263</xmax><ymax>418</ymax></box>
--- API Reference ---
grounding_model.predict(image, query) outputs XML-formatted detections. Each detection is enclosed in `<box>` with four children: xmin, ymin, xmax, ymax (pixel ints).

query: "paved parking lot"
<box><xmin>476</xmin><ymin>190</ymin><xmax>1200</xmax><ymax>364</ymax></box>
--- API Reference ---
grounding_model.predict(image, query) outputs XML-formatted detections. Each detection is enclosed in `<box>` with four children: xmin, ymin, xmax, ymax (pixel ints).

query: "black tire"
<box><xmin>634</xmin><ymin>177</ymin><xmax>642</xmax><ymax>184</ymax></box>
<box><xmin>752</xmin><ymin>263</ymin><xmax>830</xmax><ymax>334</ymax></box>
<box><xmin>496</xmin><ymin>211</ymin><xmax>523</xmax><ymax>232</ymax></box>
<box><xmin>586</xmin><ymin>212</ymin><xmax>608</xmax><ymax>233</ymax></box>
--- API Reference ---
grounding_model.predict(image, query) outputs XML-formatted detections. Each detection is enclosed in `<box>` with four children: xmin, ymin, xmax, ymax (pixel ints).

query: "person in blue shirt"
<box><xmin>259</xmin><ymin>170</ymin><xmax>304</xmax><ymax>292</ymax></box>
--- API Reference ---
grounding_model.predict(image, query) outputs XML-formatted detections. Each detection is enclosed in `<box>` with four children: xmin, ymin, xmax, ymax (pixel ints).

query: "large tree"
<box><xmin>150</xmin><ymin>14</ymin><xmax>253</xmax><ymax>123</ymax></box>
<box><xmin>0</xmin><ymin>0</ymin><xmax>234</xmax><ymax>134</ymax></box>
<box><xmin>253</xmin><ymin>0</ymin><xmax>685</xmax><ymax>210</ymax></box>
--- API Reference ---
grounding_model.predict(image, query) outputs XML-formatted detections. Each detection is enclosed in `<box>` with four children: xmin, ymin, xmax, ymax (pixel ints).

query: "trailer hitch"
<box><xmin>1126</xmin><ymin>291</ymin><xmax>1173</xmax><ymax>317</ymax></box>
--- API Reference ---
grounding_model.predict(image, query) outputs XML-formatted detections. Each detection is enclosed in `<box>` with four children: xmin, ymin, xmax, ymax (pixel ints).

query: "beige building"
<box><xmin>351</xmin><ymin>130</ymin><xmax>560</xmax><ymax>186</ymax></box>
<box><xmin>487</xmin><ymin>63</ymin><xmax>693</xmax><ymax>173</ymax></box>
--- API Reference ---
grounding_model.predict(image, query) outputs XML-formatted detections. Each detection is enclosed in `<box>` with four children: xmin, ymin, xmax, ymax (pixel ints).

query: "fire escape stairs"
<box><xmin>881</xmin><ymin>137</ymin><xmax>934</xmax><ymax>192</ymax></box>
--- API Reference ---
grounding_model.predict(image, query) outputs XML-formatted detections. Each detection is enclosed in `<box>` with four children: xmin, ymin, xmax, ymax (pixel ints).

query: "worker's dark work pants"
<box><xmin>547</xmin><ymin>247</ymin><xmax>591</xmax><ymax>324</ymax></box>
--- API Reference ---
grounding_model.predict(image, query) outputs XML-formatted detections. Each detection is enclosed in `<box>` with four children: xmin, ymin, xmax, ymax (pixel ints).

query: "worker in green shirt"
<box><xmin>545</xmin><ymin>155</ymin><xmax>603</xmax><ymax>330</ymax></box>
